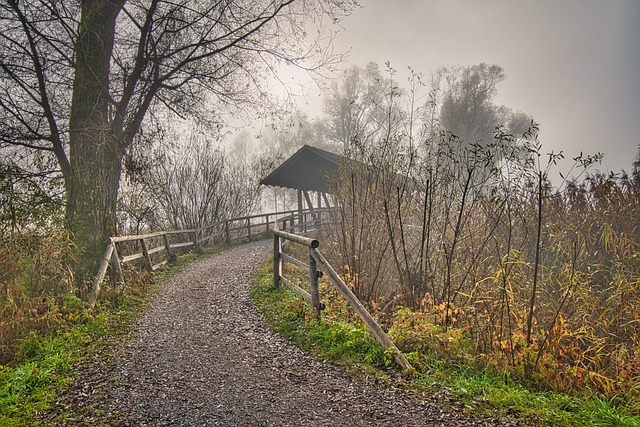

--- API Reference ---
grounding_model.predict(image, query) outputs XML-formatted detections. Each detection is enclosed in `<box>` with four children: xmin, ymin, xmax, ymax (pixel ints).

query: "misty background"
<box><xmin>255</xmin><ymin>0</ymin><xmax>640</xmax><ymax>177</ymax></box>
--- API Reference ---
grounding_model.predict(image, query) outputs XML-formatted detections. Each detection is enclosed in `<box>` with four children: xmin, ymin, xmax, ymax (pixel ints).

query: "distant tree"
<box><xmin>436</xmin><ymin>63</ymin><xmax>505</xmax><ymax>144</ymax></box>
<box><xmin>0</xmin><ymin>0</ymin><xmax>354</xmax><ymax>284</ymax></box>
<box><xmin>323</xmin><ymin>62</ymin><xmax>401</xmax><ymax>150</ymax></box>
<box><xmin>433</xmin><ymin>63</ymin><xmax>532</xmax><ymax>147</ymax></box>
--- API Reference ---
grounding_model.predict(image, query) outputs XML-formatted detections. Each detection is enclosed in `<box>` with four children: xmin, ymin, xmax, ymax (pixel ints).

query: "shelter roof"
<box><xmin>260</xmin><ymin>145</ymin><xmax>344</xmax><ymax>193</ymax></box>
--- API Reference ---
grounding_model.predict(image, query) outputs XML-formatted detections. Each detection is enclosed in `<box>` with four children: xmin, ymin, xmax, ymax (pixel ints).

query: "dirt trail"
<box><xmin>54</xmin><ymin>240</ymin><xmax>519</xmax><ymax>426</ymax></box>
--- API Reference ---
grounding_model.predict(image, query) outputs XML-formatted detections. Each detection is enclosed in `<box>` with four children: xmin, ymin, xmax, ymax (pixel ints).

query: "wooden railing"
<box><xmin>88</xmin><ymin>209</ymin><xmax>331</xmax><ymax>307</ymax></box>
<box><xmin>273</xmin><ymin>229</ymin><xmax>413</xmax><ymax>372</ymax></box>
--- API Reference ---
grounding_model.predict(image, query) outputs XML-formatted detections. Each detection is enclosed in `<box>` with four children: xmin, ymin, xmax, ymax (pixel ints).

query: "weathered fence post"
<box><xmin>163</xmin><ymin>233</ymin><xmax>175</xmax><ymax>262</ymax></box>
<box><xmin>88</xmin><ymin>243</ymin><xmax>114</xmax><ymax>309</ymax></box>
<box><xmin>273</xmin><ymin>234</ymin><xmax>281</xmax><ymax>288</ymax></box>
<box><xmin>140</xmin><ymin>238</ymin><xmax>153</xmax><ymax>271</ymax></box>
<box><xmin>247</xmin><ymin>218</ymin><xmax>252</xmax><ymax>240</ymax></box>
<box><xmin>308</xmin><ymin>248</ymin><xmax>320</xmax><ymax>319</ymax></box>
<box><xmin>224</xmin><ymin>221</ymin><xmax>231</xmax><ymax>245</ymax></box>
<box><xmin>193</xmin><ymin>229</ymin><xmax>199</xmax><ymax>249</ymax></box>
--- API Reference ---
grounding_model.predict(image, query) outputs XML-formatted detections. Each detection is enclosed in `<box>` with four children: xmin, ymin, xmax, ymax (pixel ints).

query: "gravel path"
<box><xmin>59</xmin><ymin>240</ymin><xmax>522</xmax><ymax>426</ymax></box>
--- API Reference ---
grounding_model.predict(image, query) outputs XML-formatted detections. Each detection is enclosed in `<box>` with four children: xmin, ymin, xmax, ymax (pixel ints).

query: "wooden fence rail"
<box><xmin>272</xmin><ymin>228</ymin><xmax>413</xmax><ymax>372</ymax></box>
<box><xmin>89</xmin><ymin>209</ymin><xmax>331</xmax><ymax>308</ymax></box>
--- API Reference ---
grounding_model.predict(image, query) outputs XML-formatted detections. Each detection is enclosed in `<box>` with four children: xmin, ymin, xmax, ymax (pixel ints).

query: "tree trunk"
<box><xmin>66</xmin><ymin>0</ymin><xmax>125</xmax><ymax>287</ymax></box>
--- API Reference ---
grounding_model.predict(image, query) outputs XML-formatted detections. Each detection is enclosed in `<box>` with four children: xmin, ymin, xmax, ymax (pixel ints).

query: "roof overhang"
<box><xmin>260</xmin><ymin>145</ymin><xmax>344</xmax><ymax>193</ymax></box>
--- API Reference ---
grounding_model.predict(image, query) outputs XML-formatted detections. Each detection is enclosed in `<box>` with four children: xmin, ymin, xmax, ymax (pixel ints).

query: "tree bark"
<box><xmin>66</xmin><ymin>0</ymin><xmax>125</xmax><ymax>285</ymax></box>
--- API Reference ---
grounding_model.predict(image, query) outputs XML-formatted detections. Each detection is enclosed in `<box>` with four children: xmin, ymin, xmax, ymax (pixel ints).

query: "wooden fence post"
<box><xmin>110</xmin><ymin>240</ymin><xmax>124</xmax><ymax>289</ymax></box>
<box><xmin>88</xmin><ymin>243</ymin><xmax>114</xmax><ymax>309</ymax></box>
<box><xmin>140</xmin><ymin>238</ymin><xmax>152</xmax><ymax>271</ymax></box>
<box><xmin>224</xmin><ymin>221</ymin><xmax>231</xmax><ymax>245</ymax></box>
<box><xmin>308</xmin><ymin>248</ymin><xmax>320</xmax><ymax>319</ymax></box>
<box><xmin>247</xmin><ymin>218</ymin><xmax>251</xmax><ymax>240</ymax></box>
<box><xmin>163</xmin><ymin>233</ymin><xmax>174</xmax><ymax>262</ymax></box>
<box><xmin>273</xmin><ymin>234</ymin><xmax>282</xmax><ymax>289</ymax></box>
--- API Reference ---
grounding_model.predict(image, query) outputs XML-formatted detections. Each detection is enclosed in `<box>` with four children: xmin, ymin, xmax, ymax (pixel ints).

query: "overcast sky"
<box><xmin>292</xmin><ymin>0</ymin><xmax>640</xmax><ymax>176</ymax></box>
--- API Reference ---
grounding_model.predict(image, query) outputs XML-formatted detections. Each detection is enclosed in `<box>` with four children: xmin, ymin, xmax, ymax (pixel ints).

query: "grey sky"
<box><xmin>311</xmin><ymin>0</ymin><xmax>640</xmax><ymax>175</ymax></box>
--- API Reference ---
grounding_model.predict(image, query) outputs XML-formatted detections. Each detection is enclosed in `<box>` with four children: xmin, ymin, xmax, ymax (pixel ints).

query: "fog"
<box><xmin>273</xmin><ymin>0</ymin><xmax>640</xmax><ymax>176</ymax></box>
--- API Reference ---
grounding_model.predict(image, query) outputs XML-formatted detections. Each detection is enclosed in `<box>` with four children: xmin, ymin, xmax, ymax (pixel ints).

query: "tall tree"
<box><xmin>0</xmin><ymin>0</ymin><xmax>354</xmax><ymax>284</ymax></box>
<box><xmin>323</xmin><ymin>62</ymin><xmax>398</xmax><ymax>150</ymax></box>
<box><xmin>436</xmin><ymin>63</ymin><xmax>506</xmax><ymax>144</ymax></box>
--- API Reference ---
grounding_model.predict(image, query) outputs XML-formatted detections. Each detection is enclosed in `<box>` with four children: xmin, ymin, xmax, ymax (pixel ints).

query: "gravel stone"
<box><xmin>49</xmin><ymin>240</ymin><xmax>527</xmax><ymax>426</ymax></box>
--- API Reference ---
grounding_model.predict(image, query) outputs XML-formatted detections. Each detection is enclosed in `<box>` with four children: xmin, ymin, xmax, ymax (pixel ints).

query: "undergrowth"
<box><xmin>251</xmin><ymin>254</ymin><xmax>640</xmax><ymax>427</ymax></box>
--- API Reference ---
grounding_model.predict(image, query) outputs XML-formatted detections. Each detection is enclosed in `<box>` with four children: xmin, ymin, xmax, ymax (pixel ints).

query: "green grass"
<box><xmin>250</xmin><ymin>256</ymin><xmax>640</xmax><ymax>427</ymax></box>
<box><xmin>0</xmin><ymin>330</ymin><xmax>81</xmax><ymax>426</ymax></box>
<box><xmin>436</xmin><ymin>368</ymin><xmax>640</xmax><ymax>426</ymax></box>
<box><xmin>0</xmin><ymin>319</ymin><xmax>108</xmax><ymax>426</ymax></box>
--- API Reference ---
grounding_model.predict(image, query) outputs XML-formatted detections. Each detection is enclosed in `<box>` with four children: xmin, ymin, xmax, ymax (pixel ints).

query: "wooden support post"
<box><xmin>273</xmin><ymin>234</ymin><xmax>282</xmax><ymax>288</ymax></box>
<box><xmin>140</xmin><ymin>238</ymin><xmax>153</xmax><ymax>271</ymax></box>
<box><xmin>322</xmin><ymin>192</ymin><xmax>331</xmax><ymax>208</ymax></box>
<box><xmin>224</xmin><ymin>221</ymin><xmax>231</xmax><ymax>245</ymax></box>
<box><xmin>303</xmin><ymin>190</ymin><xmax>317</xmax><ymax>231</ymax></box>
<box><xmin>266</xmin><ymin>214</ymin><xmax>270</xmax><ymax>232</ymax></box>
<box><xmin>303</xmin><ymin>190</ymin><xmax>314</xmax><ymax>213</ymax></box>
<box><xmin>309</xmin><ymin>247</ymin><xmax>321</xmax><ymax>319</ymax></box>
<box><xmin>88</xmin><ymin>243</ymin><xmax>114</xmax><ymax>309</ymax></box>
<box><xmin>310</xmin><ymin>248</ymin><xmax>414</xmax><ymax>372</ymax></box>
<box><xmin>110</xmin><ymin>241</ymin><xmax>124</xmax><ymax>290</ymax></box>
<box><xmin>304</xmin><ymin>190</ymin><xmax>312</xmax><ymax>229</ymax></box>
<box><xmin>247</xmin><ymin>218</ymin><xmax>251</xmax><ymax>240</ymax></box>
<box><xmin>110</xmin><ymin>240</ymin><xmax>123</xmax><ymax>277</ymax></box>
<box><xmin>297</xmin><ymin>188</ymin><xmax>303</xmax><ymax>232</ymax></box>
<box><xmin>163</xmin><ymin>233</ymin><xmax>174</xmax><ymax>262</ymax></box>
<box><xmin>193</xmin><ymin>229</ymin><xmax>199</xmax><ymax>249</ymax></box>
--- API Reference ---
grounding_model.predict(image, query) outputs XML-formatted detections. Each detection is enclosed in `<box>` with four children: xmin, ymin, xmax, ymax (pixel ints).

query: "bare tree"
<box><xmin>0</xmin><ymin>0</ymin><xmax>355</xmax><ymax>284</ymax></box>
<box><xmin>323</xmin><ymin>62</ymin><xmax>399</xmax><ymax>150</ymax></box>
<box><xmin>437</xmin><ymin>63</ymin><xmax>506</xmax><ymax>145</ymax></box>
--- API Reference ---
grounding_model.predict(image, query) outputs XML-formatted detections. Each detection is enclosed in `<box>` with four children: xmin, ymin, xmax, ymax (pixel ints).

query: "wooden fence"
<box><xmin>88</xmin><ymin>208</ymin><xmax>331</xmax><ymax>308</ymax></box>
<box><xmin>272</xmin><ymin>229</ymin><xmax>413</xmax><ymax>372</ymax></box>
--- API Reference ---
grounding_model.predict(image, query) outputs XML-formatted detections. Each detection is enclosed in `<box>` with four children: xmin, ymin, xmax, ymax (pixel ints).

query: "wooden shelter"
<box><xmin>260</xmin><ymin>145</ymin><xmax>344</xmax><ymax>223</ymax></box>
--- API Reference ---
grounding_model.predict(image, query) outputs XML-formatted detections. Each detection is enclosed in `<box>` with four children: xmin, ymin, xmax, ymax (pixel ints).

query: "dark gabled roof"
<box><xmin>260</xmin><ymin>145</ymin><xmax>344</xmax><ymax>193</ymax></box>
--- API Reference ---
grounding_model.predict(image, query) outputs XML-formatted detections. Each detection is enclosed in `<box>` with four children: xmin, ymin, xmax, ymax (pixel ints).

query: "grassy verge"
<box><xmin>250</xmin><ymin>256</ymin><xmax>640</xmax><ymax>427</ymax></box>
<box><xmin>0</xmin><ymin>251</ymin><xmax>202</xmax><ymax>427</ymax></box>
<box><xmin>250</xmin><ymin>257</ymin><xmax>395</xmax><ymax>377</ymax></box>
